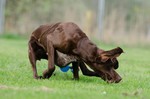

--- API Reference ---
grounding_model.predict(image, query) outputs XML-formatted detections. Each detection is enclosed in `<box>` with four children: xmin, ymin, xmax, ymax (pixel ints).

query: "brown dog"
<box><xmin>28</xmin><ymin>22</ymin><xmax>123</xmax><ymax>83</ymax></box>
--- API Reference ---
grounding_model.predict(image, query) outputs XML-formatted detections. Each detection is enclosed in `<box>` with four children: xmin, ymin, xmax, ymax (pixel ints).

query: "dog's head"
<box><xmin>91</xmin><ymin>47</ymin><xmax>124</xmax><ymax>83</ymax></box>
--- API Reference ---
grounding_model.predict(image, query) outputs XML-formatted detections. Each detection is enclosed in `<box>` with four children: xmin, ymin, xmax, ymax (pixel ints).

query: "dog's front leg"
<box><xmin>43</xmin><ymin>41</ymin><xmax>55</xmax><ymax>79</ymax></box>
<box><xmin>72</xmin><ymin>62</ymin><xmax>79</xmax><ymax>80</ymax></box>
<box><xmin>79</xmin><ymin>62</ymin><xmax>99</xmax><ymax>77</ymax></box>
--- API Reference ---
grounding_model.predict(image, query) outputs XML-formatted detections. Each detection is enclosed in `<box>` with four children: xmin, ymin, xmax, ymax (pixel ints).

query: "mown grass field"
<box><xmin>0</xmin><ymin>37</ymin><xmax>150</xmax><ymax>99</ymax></box>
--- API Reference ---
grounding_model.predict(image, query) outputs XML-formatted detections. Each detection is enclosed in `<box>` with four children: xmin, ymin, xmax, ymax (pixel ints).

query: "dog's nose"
<box><xmin>115</xmin><ymin>76</ymin><xmax>122</xmax><ymax>83</ymax></box>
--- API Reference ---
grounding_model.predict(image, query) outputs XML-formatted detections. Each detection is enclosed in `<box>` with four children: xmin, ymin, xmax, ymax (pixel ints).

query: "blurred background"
<box><xmin>0</xmin><ymin>0</ymin><xmax>150</xmax><ymax>45</ymax></box>
<box><xmin>1</xmin><ymin>1</ymin><xmax>150</xmax><ymax>98</ymax></box>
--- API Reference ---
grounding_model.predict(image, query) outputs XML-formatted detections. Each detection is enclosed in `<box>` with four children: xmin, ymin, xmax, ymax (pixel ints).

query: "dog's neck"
<box><xmin>75</xmin><ymin>37</ymin><xmax>103</xmax><ymax>63</ymax></box>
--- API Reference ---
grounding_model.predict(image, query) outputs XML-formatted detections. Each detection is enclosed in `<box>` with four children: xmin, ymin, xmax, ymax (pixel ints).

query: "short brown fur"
<box><xmin>28</xmin><ymin>22</ymin><xmax>123</xmax><ymax>83</ymax></box>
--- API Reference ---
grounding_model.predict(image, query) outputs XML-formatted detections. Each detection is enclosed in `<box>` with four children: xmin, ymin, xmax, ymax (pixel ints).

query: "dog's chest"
<box><xmin>55</xmin><ymin>51</ymin><xmax>78</xmax><ymax>67</ymax></box>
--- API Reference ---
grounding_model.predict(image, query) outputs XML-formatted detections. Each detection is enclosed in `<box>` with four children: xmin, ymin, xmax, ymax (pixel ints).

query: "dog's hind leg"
<box><xmin>28</xmin><ymin>40</ymin><xmax>41</xmax><ymax>79</ymax></box>
<box><xmin>43</xmin><ymin>40</ymin><xmax>55</xmax><ymax>79</ymax></box>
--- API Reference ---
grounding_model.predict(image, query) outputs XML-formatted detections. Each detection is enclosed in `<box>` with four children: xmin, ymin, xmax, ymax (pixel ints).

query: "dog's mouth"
<box><xmin>98</xmin><ymin>71</ymin><xmax>122</xmax><ymax>83</ymax></box>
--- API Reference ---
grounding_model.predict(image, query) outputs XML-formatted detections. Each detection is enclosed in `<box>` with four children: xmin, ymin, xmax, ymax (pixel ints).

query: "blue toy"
<box><xmin>60</xmin><ymin>65</ymin><xmax>73</xmax><ymax>72</ymax></box>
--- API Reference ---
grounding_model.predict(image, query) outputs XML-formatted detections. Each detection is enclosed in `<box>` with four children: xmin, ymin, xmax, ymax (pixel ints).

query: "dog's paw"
<box><xmin>42</xmin><ymin>69</ymin><xmax>51</xmax><ymax>79</ymax></box>
<box><xmin>34</xmin><ymin>76</ymin><xmax>43</xmax><ymax>79</ymax></box>
<box><xmin>72</xmin><ymin>78</ymin><xmax>79</xmax><ymax>81</ymax></box>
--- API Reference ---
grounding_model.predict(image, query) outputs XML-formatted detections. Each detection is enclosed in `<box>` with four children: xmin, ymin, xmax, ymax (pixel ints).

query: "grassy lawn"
<box><xmin>0</xmin><ymin>37</ymin><xmax>150</xmax><ymax>99</ymax></box>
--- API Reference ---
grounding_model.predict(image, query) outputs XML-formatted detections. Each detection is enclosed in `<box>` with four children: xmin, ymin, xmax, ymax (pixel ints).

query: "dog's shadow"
<box><xmin>51</xmin><ymin>71</ymin><xmax>105</xmax><ymax>84</ymax></box>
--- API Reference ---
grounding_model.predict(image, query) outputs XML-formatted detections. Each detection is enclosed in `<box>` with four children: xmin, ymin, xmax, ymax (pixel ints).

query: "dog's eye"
<box><xmin>113</xmin><ymin>60</ymin><xmax>119</xmax><ymax>69</ymax></box>
<box><xmin>111</xmin><ymin>58</ymin><xmax>117</xmax><ymax>63</ymax></box>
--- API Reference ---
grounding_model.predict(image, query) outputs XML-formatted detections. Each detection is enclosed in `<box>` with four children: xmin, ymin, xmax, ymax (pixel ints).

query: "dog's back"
<box><xmin>31</xmin><ymin>22</ymin><xmax>87</xmax><ymax>54</ymax></box>
<box><xmin>29</xmin><ymin>22</ymin><xmax>85</xmax><ymax>66</ymax></box>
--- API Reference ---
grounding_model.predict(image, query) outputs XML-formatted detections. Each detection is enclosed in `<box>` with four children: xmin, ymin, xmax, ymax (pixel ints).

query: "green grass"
<box><xmin>0</xmin><ymin>37</ymin><xmax>150</xmax><ymax>99</ymax></box>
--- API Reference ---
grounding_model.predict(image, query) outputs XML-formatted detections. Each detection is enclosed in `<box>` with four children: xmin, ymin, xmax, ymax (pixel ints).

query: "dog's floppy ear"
<box><xmin>97</xmin><ymin>47</ymin><xmax>124</xmax><ymax>63</ymax></box>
